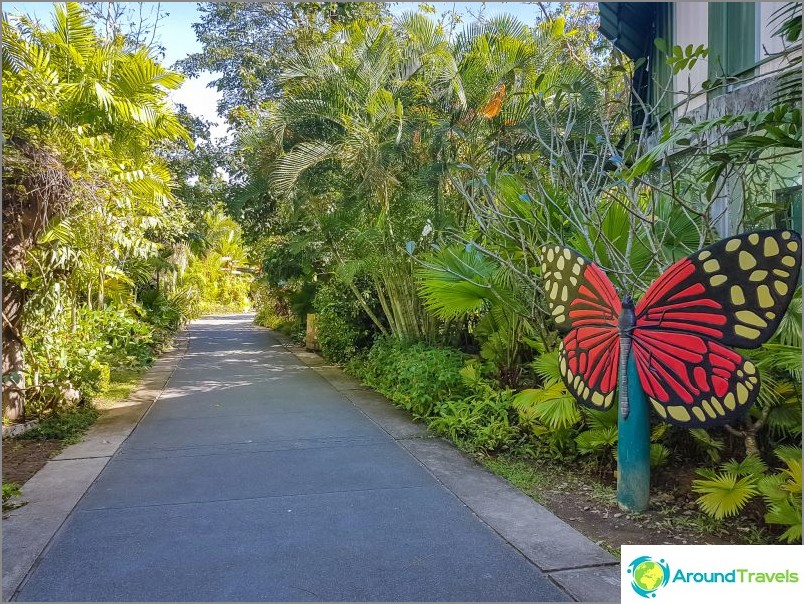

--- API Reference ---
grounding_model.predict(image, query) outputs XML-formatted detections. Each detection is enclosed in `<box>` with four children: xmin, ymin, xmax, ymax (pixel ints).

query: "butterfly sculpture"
<box><xmin>540</xmin><ymin>230</ymin><xmax>802</xmax><ymax>428</ymax></box>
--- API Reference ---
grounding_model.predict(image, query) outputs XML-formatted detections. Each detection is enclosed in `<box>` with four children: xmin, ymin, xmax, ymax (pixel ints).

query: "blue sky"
<box><xmin>5</xmin><ymin>2</ymin><xmax>539</xmax><ymax>139</ymax></box>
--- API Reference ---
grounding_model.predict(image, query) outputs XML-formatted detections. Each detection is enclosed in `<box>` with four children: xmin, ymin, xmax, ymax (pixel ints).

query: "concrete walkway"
<box><xmin>11</xmin><ymin>315</ymin><xmax>619</xmax><ymax>601</ymax></box>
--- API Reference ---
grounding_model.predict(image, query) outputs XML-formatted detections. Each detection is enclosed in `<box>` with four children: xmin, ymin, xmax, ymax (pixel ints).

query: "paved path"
<box><xmin>14</xmin><ymin>316</ymin><xmax>607</xmax><ymax>601</ymax></box>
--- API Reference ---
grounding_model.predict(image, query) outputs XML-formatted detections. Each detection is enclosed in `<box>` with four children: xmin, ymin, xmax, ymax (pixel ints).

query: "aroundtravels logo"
<box><xmin>627</xmin><ymin>556</ymin><xmax>670</xmax><ymax>598</ymax></box>
<box><xmin>622</xmin><ymin>546</ymin><xmax>803</xmax><ymax>603</ymax></box>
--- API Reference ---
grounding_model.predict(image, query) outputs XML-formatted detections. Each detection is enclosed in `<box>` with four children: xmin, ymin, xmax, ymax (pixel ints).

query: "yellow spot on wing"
<box><xmin>736</xmin><ymin>383</ymin><xmax>749</xmax><ymax>405</ymax></box>
<box><xmin>782</xmin><ymin>256</ymin><xmax>796</xmax><ymax>267</ymax></box>
<box><xmin>701</xmin><ymin>400</ymin><xmax>716</xmax><ymax>418</ymax></box>
<box><xmin>730</xmin><ymin>285</ymin><xmax>745</xmax><ymax>305</ymax></box>
<box><xmin>773</xmin><ymin>269</ymin><xmax>789</xmax><ymax>278</ymax></box>
<box><xmin>668</xmin><ymin>406</ymin><xmax>691</xmax><ymax>422</ymax></box>
<box><xmin>709</xmin><ymin>275</ymin><xmax>727</xmax><ymax>287</ymax></box>
<box><xmin>739</xmin><ymin>251</ymin><xmax>756</xmax><ymax>270</ymax></box>
<box><xmin>736</xmin><ymin>310</ymin><xmax>767</xmax><ymax>328</ymax></box>
<box><xmin>744</xmin><ymin>361</ymin><xmax>756</xmax><ymax>375</ymax></box>
<box><xmin>748</xmin><ymin>233</ymin><xmax>759</xmax><ymax>245</ymax></box>
<box><xmin>698</xmin><ymin>250</ymin><xmax>712</xmax><ymax>261</ymax></box>
<box><xmin>723</xmin><ymin>392</ymin><xmax>736</xmax><ymax>410</ymax></box>
<box><xmin>703</xmin><ymin>259</ymin><xmax>720</xmax><ymax>273</ymax></box>
<box><xmin>775</xmin><ymin>280</ymin><xmax>789</xmax><ymax>296</ymax></box>
<box><xmin>735</xmin><ymin>324</ymin><xmax>761</xmax><ymax>339</ymax></box>
<box><xmin>764</xmin><ymin>238</ymin><xmax>780</xmax><ymax>257</ymax></box>
<box><xmin>788</xmin><ymin>241</ymin><xmax>799</xmax><ymax>253</ymax></box>
<box><xmin>651</xmin><ymin>400</ymin><xmax>667</xmax><ymax>418</ymax></box>
<box><xmin>756</xmin><ymin>285</ymin><xmax>773</xmax><ymax>308</ymax></box>
<box><xmin>782</xmin><ymin>231</ymin><xmax>792</xmax><ymax>240</ymax></box>
<box><xmin>725</xmin><ymin>239</ymin><xmax>741</xmax><ymax>252</ymax></box>
<box><xmin>692</xmin><ymin>407</ymin><xmax>706</xmax><ymax>422</ymax></box>
<box><xmin>710</xmin><ymin>397</ymin><xmax>725</xmax><ymax>415</ymax></box>
<box><xmin>749</xmin><ymin>270</ymin><xmax>768</xmax><ymax>282</ymax></box>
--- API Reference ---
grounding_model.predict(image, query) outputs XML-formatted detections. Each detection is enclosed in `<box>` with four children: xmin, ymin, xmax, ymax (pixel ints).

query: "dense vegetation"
<box><xmin>232</xmin><ymin>2</ymin><xmax>802</xmax><ymax>542</ymax></box>
<box><xmin>3</xmin><ymin>2</ymin><xmax>801</xmax><ymax>544</ymax></box>
<box><xmin>2</xmin><ymin>3</ymin><xmax>252</xmax><ymax>428</ymax></box>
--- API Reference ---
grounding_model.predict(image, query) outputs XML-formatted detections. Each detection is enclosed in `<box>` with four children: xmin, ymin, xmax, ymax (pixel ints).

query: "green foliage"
<box><xmin>694</xmin><ymin>449</ymin><xmax>802</xmax><ymax>542</ymax></box>
<box><xmin>348</xmin><ymin>337</ymin><xmax>468</xmax><ymax>418</ymax></box>
<box><xmin>313</xmin><ymin>280</ymin><xmax>379</xmax><ymax>364</ymax></box>
<box><xmin>2</xmin><ymin>482</ymin><xmax>21</xmax><ymax>503</ymax></box>
<box><xmin>429</xmin><ymin>365</ymin><xmax>521</xmax><ymax>453</ymax></box>
<box><xmin>757</xmin><ymin>447</ymin><xmax>802</xmax><ymax>543</ymax></box>
<box><xmin>20</xmin><ymin>405</ymin><xmax>100</xmax><ymax>444</ymax></box>
<box><xmin>2</xmin><ymin>482</ymin><xmax>22</xmax><ymax>510</ymax></box>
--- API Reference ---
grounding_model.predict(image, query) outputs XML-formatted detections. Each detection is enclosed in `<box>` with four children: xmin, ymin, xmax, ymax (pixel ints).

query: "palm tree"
<box><xmin>2</xmin><ymin>2</ymin><xmax>189</xmax><ymax>421</ymax></box>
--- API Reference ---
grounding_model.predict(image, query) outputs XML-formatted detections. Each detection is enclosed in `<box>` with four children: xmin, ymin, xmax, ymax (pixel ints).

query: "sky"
<box><xmin>6</xmin><ymin>2</ymin><xmax>540</xmax><ymax>141</ymax></box>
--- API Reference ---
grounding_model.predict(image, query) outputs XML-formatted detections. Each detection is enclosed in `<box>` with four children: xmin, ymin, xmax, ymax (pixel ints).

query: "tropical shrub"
<box><xmin>692</xmin><ymin>448</ymin><xmax>802</xmax><ymax>543</ymax></box>
<box><xmin>429</xmin><ymin>363</ymin><xmax>521</xmax><ymax>454</ymax></box>
<box><xmin>313</xmin><ymin>280</ymin><xmax>380</xmax><ymax>364</ymax></box>
<box><xmin>348</xmin><ymin>337</ymin><xmax>469</xmax><ymax>418</ymax></box>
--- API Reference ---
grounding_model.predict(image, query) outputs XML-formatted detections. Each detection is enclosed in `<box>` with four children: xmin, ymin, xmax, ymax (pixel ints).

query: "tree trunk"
<box><xmin>2</xmin><ymin>139</ymin><xmax>73</xmax><ymax>422</ymax></box>
<box><xmin>2</xmin><ymin>253</ymin><xmax>27</xmax><ymax>422</ymax></box>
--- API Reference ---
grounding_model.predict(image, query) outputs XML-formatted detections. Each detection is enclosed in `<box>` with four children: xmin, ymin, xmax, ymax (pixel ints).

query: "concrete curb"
<box><xmin>269</xmin><ymin>329</ymin><xmax>621</xmax><ymax>603</ymax></box>
<box><xmin>2</xmin><ymin>331</ymin><xmax>190</xmax><ymax>601</ymax></box>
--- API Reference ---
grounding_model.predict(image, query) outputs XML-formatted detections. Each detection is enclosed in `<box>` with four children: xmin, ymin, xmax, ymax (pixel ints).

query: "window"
<box><xmin>774</xmin><ymin>187</ymin><xmax>803</xmax><ymax>232</ymax></box>
<box><xmin>650</xmin><ymin>3</ymin><xmax>674</xmax><ymax>115</ymax></box>
<box><xmin>708</xmin><ymin>3</ymin><xmax>758</xmax><ymax>81</ymax></box>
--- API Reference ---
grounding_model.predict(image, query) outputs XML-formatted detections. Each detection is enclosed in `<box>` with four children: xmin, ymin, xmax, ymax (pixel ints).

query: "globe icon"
<box><xmin>633</xmin><ymin>561</ymin><xmax>666</xmax><ymax>592</ymax></box>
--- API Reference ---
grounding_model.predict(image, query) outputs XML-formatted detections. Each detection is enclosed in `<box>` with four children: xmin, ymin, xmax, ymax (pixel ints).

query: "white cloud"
<box><xmin>170</xmin><ymin>72</ymin><xmax>229</xmax><ymax>141</ymax></box>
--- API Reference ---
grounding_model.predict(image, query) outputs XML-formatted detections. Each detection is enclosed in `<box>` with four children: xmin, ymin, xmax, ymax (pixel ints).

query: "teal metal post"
<box><xmin>617</xmin><ymin>352</ymin><xmax>651</xmax><ymax>511</ymax></box>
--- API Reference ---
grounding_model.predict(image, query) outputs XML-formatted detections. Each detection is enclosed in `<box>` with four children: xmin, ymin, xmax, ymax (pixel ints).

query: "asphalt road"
<box><xmin>16</xmin><ymin>315</ymin><xmax>570</xmax><ymax>602</ymax></box>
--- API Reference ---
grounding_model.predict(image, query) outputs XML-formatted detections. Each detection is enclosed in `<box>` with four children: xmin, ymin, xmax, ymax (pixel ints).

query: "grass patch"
<box><xmin>95</xmin><ymin>366</ymin><xmax>146</xmax><ymax>409</ymax></box>
<box><xmin>481</xmin><ymin>455</ymin><xmax>552</xmax><ymax>504</ymax></box>
<box><xmin>2</xmin><ymin>481</ymin><xmax>22</xmax><ymax>512</ymax></box>
<box><xmin>19</xmin><ymin>405</ymin><xmax>100</xmax><ymax>444</ymax></box>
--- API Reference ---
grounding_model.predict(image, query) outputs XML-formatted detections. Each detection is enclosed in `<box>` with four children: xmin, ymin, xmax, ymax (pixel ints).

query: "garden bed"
<box><xmin>483</xmin><ymin>455</ymin><xmax>772</xmax><ymax>553</ymax></box>
<box><xmin>2</xmin><ymin>439</ymin><xmax>64</xmax><ymax>486</ymax></box>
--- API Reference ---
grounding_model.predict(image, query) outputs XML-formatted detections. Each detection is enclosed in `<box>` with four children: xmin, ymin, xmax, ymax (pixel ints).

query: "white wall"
<box><xmin>758</xmin><ymin>1</ymin><xmax>795</xmax><ymax>75</ymax></box>
<box><xmin>673</xmin><ymin>2</ymin><xmax>709</xmax><ymax>112</ymax></box>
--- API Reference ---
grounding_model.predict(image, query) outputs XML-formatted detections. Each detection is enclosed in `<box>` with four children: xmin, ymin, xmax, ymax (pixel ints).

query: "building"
<box><xmin>598</xmin><ymin>2</ymin><xmax>801</xmax><ymax>235</ymax></box>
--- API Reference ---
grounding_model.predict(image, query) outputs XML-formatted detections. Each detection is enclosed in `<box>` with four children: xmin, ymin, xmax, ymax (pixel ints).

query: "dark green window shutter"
<box><xmin>708</xmin><ymin>3</ymin><xmax>757</xmax><ymax>80</ymax></box>
<box><xmin>726</xmin><ymin>3</ymin><xmax>757</xmax><ymax>75</ymax></box>
<box><xmin>651</xmin><ymin>3</ymin><xmax>674</xmax><ymax>114</ymax></box>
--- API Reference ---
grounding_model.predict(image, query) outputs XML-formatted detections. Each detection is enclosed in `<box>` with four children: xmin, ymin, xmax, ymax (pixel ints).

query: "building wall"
<box><xmin>759</xmin><ymin>1</ymin><xmax>792</xmax><ymax>75</ymax></box>
<box><xmin>669</xmin><ymin>2</ymin><xmax>796</xmax><ymax>117</ymax></box>
<box><xmin>673</xmin><ymin>3</ymin><xmax>709</xmax><ymax>111</ymax></box>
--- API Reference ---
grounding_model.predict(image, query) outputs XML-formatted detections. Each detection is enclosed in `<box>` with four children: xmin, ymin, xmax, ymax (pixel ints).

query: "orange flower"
<box><xmin>480</xmin><ymin>84</ymin><xmax>506</xmax><ymax>119</ymax></box>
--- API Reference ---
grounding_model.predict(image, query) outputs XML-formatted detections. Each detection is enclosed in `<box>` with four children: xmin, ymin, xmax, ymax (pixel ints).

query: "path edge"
<box><xmin>266</xmin><ymin>327</ymin><xmax>621</xmax><ymax>603</ymax></box>
<box><xmin>2</xmin><ymin>330</ymin><xmax>190</xmax><ymax>601</ymax></box>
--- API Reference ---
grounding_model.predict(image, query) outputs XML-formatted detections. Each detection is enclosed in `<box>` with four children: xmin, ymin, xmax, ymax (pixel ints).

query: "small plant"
<box><xmin>2</xmin><ymin>482</ymin><xmax>21</xmax><ymax>503</ymax></box>
<box><xmin>20</xmin><ymin>405</ymin><xmax>100</xmax><ymax>444</ymax></box>
<box><xmin>692</xmin><ymin>456</ymin><xmax>765</xmax><ymax>520</ymax></box>
<box><xmin>429</xmin><ymin>363</ymin><xmax>521</xmax><ymax>454</ymax></box>
<box><xmin>2</xmin><ymin>481</ymin><xmax>23</xmax><ymax>512</ymax></box>
<box><xmin>757</xmin><ymin>446</ymin><xmax>802</xmax><ymax>543</ymax></box>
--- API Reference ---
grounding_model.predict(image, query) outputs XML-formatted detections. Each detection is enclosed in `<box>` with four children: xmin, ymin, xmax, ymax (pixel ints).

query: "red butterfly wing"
<box><xmin>635</xmin><ymin>230</ymin><xmax>802</xmax><ymax>347</ymax></box>
<box><xmin>632</xmin><ymin>230</ymin><xmax>801</xmax><ymax>426</ymax></box>
<box><xmin>540</xmin><ymin>245</ymin><xmax>621</xmax><ymax>410</ymax></box>
<box><xmin>631</xmin><ymin>330</ymin><xmax>759</xmax><ymax>426</ymax></box>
